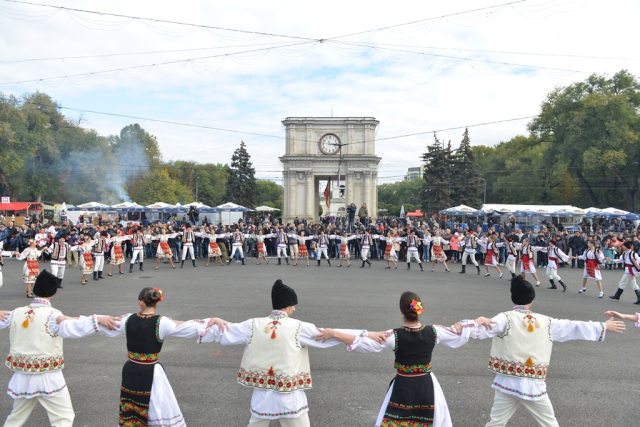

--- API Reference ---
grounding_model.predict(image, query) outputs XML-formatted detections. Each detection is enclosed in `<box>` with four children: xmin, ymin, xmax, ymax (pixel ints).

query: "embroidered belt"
<box><xmin>394</xmin><ymin>362</ymin><xmax>432</xmax><ymax>375</ymax></box>
<box><xmin>488</xmin><ymin>357</ymin><xmax>548</xmax><ymax>379</ymax></box>
<box><xmin>6</xmin><ymin>354</ymin><xmax>64</xmax><ymax>373</ymax></box>
<box><xmin>127</xmin><ymin>351</ymin><xmax>159</xmax><ymax>364</ymax></box>
<box><xmin>237</xmin><ymin>367</ymin><xmax>312</xmax><ymax>392</ymax></box>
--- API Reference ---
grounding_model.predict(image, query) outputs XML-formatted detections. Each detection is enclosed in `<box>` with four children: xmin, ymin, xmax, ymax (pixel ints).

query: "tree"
<box><xmin>254</xmin><ymin>180</ymin><xmax>283</xmax><ymax>211</ymax></box>
<box><xmin>528</xmin><ymin>70</ymin><xmax>640</xmax><ymax>211</ymax></box>
<box><xmin>421</xmin><ymin>134</ymin><xmax>453</xmax><ymax>215</ymax></box>
<box><xmin>223</xmin><ymin>142</ymin><xmax>256</xmax><ymax>207</ymax></box>
<box><xmin>127</xmin><ymin>168</ymin><xmax>192</xmax><ymax>206</ymax></box>
<box><xmin>451</xmin><ymin>128</ymin><xmax>481</xmax><ymax>208</ymax></box>
<box><xmin>377</xmin><ymin>178</ymin><xmax>425</xmax><ymax>215</ymax></box>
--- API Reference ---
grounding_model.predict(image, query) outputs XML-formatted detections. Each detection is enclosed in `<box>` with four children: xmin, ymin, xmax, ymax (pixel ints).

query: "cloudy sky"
<box><xmin>1</xmin><ymin>0</ymin><xmax>638</xmax><ymax>185</ymax></box>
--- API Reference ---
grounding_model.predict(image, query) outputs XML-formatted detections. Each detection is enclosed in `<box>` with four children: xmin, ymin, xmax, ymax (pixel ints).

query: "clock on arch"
<box><xmin>318</xmin><ymin>133</ymin><xmax>341</xmax><ymax>155</ymax></box>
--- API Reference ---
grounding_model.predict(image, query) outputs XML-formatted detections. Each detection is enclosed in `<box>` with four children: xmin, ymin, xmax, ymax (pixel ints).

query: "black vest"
<box><xmin>126</xmin><ymin>314</ymin><xmax>164</xmax><ymax>363</ymax></box>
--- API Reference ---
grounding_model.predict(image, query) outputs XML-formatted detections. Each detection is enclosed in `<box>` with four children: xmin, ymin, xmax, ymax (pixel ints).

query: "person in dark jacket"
<box><xmin>568</xmin><ymin>231</ymin><xmax>587</xmax><ymax>268</ymax></box>
<box><xmin>347</xmin><ymin>203</ymin><xmax>357</xmax><ymax>233</ymax></box>
<box><xmin>554</xmin><ymin>234</ymin><xmax>568</xmax><ymax>267</ymax></box>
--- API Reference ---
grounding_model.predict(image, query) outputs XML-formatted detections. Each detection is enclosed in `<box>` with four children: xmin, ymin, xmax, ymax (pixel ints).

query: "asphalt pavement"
<box><xmin>0</xmin><ymin>256</ymin><xmax>637</xmax><ymax>426</ymax></box>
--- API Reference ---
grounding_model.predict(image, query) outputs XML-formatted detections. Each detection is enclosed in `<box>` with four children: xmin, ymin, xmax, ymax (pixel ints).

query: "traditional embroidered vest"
<box><xmin>489</xmin><ymin>309</ymin><xmax>553</xmax><ymax>380</ymax></box>
<box><xmin>50</xmin><ymin>243</ymin><xmax>68</xmax><ymax>260</ymax></box>
<box><xmin>93</xmin><ymin>239</ymin><xmax>105</xmax><ymax>254</ymax></box>
<box><xmin>361</xmin><ymin>234</ymin><xmax>372</xmax><ymax>247</ymax></box>
<box><xmin>6</xmin><ymin>302</ymin><xmax>65</xmax><ymax>373</ymax></box>
<box><xmin>393</xmin><ymin>325</ymin><xmax>436</xmax><ymax>374</ymax></box>
<box><xmin>134</xmin><ymin>234</ymin><xmax>146</xmax><ymax>247</ymax></box>
<box><xmin>318</xmin><ymin>235</ymin><xmax>327</xmax><ymax>247</ymax></box>
<box><xmin>182</xmin><ymin>231</ymin><xmax>194</xmax><ymax>243</ymax></box>
<box><xmin>624</xmin><ymin>251</ymin><xmax>640</xmax><ymax>276</ymax></box>
<box><xmin>238</xmin><ymin>312</ymin><xmax>311</xmax><ymax>393</ymax></box>
<box><xmin>465</xmin><ymin>236</ymin><xmax>476</xmax><ymax>249</ymax></box>
<box><xmin>407</xmin><ymin>235</ymin><xmax>418</xmax><ymax>249</ymax></box>
<box><xmin>126</xmin><ymin>314</ymin><xmax>164</xmax><ymax>364</ymax></box>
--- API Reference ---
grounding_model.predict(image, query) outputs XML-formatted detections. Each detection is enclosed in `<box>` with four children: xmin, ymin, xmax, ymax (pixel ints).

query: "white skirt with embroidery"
<box><xmin>7</xmin><ymin>370</ymin><xmax>67</xmax><ymax>399</ymax></box>
<box><xmin>375</xmin><ymin>374</ymin><xmax>451</xmax><ymax>427</ymax></box>
<box><xmin>148</xmin><ymin>364</ymin><xmax>187</xmax><ymax>426</ymax></box>
<box><xmin>249</xmin><ymin>389</ymin><xmax>310</xmax><ymax>420</ymax></box>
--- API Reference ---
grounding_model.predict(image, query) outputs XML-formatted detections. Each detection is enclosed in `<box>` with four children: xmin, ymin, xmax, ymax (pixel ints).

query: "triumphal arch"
<box><xmin>280</xmin><ymin>117</ymin><xmax>381</xmax><ymax>223</ymax></box>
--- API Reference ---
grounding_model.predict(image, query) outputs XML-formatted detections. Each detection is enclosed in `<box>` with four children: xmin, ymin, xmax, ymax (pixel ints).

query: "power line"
<box><xmin>2</xmin><ymin>0</ymin><xmax>317</xmax><ymax>41</ymax></box>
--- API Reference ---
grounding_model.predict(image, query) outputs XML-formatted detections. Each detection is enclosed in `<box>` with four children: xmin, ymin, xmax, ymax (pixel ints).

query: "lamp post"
<box><xmin>196</xmin><ymin>176</ymin><xmax>199</xmax><ymax>202</ymax></box>
<box><xmin>480</xmin><ymin>178</ymin><xmax>486</xmax><ymax>205</ymax></box>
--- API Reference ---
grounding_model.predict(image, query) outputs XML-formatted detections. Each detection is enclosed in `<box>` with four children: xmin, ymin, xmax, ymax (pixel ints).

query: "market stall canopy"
<box><xmin>68</xmin><ymin>202</ymin><xmax>112</xmax><ymax>211</ymax></box>
<box><xmin>145</xmin><ymin>202</ymin><xmax>174</xmax><ymax>209</ymax></box>
<box><xmin>182</xmin><ymin>202</ymin><xmax>210</xmax><ymax>209</ymax></box>
<box><xmin>601</xmin><ymin>207</ymin><xmax>630</xmax><ymax>216</ymax></box>
<box><xmin>111</xmin><ymin>202</ymin><xmax>144</xmax><ymax>209</ymax></box>
<box><xmin>440</xmin><ymin>204</ymin><xmax>480</xmax><ymax>215</ymax></box>
<box><xmin>254</xmin><ymin>206</ymin><xmax>280</xmax><ymax>212</ymax></box>
<box><xmin>406</xmin><ymin>209</ymin><xmax>424</xmax><ymax>217</ymax></box>
<box><xmin>216</xmin><ymin>202</ymin><xmax>252</xmax><ymax>212</ymax></box>
<box><xmin>480</xmin><ymin>204</ymin><xmax>577</xmax><ymax>216</ymax></box>
<box><xmin>0</xmin><ymin>202</ymin><xmax>43</xmax><ymax>211</ymax></box>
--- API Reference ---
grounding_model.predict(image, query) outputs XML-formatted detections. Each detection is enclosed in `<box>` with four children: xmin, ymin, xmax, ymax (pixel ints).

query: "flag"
<box><xmin>324</xmin><ymin>178</ymin><xmax>331</xmax><ymax>208</ymax></box>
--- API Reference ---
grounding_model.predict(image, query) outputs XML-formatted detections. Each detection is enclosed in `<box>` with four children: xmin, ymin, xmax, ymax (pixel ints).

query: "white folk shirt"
<box><xmin>0</xmin><ymin>299</ymin><xmax>100</xmax><ymax>399</ymax></box>
<box><xmin>317</xmin><ymin>235</ymin><xmax>328</xmax><ymax>249</ymax></box>
<box><xmin>612</xmin><ymin>251</ymin><xmax>640</xmax><ymax>276</ymax></box>
<box><xmin>473</xmin><ymin>305</ymin><xmax>606</xmax><ymax>401</ymax></box>
<box><xmin>196</xmin><ymin>311</ymin><xmax>364</xmax><ymax>420</ymax></box>
<box><xmin>406</xmin><ymin>235</ymin><xmax>420</xmax><ymax>252</ymax></box>
<box><xmin>545</xmin><ymin>246</ymin><xmax>570</xmax><ymax>270</ymax></box>
<box><xmin>462</xmin><ymin>235</ymin><xmax>477</xmax><ymax>254</ymax></box>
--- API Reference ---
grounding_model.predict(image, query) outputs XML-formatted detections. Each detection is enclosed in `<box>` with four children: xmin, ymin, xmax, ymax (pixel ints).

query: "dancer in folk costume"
<box><xmin>75</xmin><ymin>236</ymin><xmax>96</xmax><ymax>285</ymax></box>
<box><xmin>179</xmin><ymin>224</ymin><xmax>198</xmax><ymax>268</ymax></box>
<box><xmin>543</xmin><ymin>239</ymin><xmax>570</xmax><ymax>292</ymax></box>
<box><xmin>292</xmin><ymin>230</ymin><xmax>312</xmax><ymax>266</ymax></box>
<box><xmin>205</xmin><ymin>230</ymin><xmax>225</xmax><ymax>267</ymax></box>
<box><xmin>274</xmin><ymin>226</ymin><xmax>289</xmax><ymax>266</ymax></box>
<box><xmin>381</xmin><ymin>231</ymin><xmax>399</xmax><ymax>269</ymax></box>
<box><xmin>0</xmin><ymin>241</ymin><xmax>11</xmax><ymax>289</ymax></box>
<box><xmin>108</xmin><ymin>230</ymin><xmax>131</xmax><ymax>276</ymax></box>
<box><xmin>403</xmin><ymin>229</ymin><xmax>424</xmax><ymax>271</ymax></box>
<box><xmin>92</xmin><ymin>231</ymin><xmax>109</xmax><ymax>280</ymax></box>
<box><xmin>0</xmin><ymin>270</ymin><xmax>119</xmax><ymax>427</ymax></box>
<box><xmin>337</xmin><ymin>231</ymin><xmax>356</xmax><ymax>267</ymax></box>
<box><xmin>479</xmin><ymin>233</ymin><xmax>504</xmax><ymax>278</ymax></box>
<box><xmin>72</xmin><ymin>287</ymin><xmax>226</xmax><ymax>427</ymax></box>
<box><xmin>471</xmin><ymin>276</ymin><xmax>624</xmax><ymax>427</ymax></box>
<box><xmin>14</xmin><ymin>240</ymin><xmax>43</xmax><ymax>298</ymax></box>
<box><xmin>459</xmin><ymin>230</ymin><xmax>481</xmax><ymax>275</ymax></box>
<box><xmin>45</xmin><ymin>236</ymin><xmax>69</xmax><ymax>289</ymax></box>
<box><xmin>504</xmin><ymin>237</ymin><xmax>520</xmax><ymax>281</ymax></box>
<box><xmin>359</xmin><ymin>229</ymin><xmax>374</xmax><ymax>269</ymax></box>
<box><xmin>317</xmin><ymin>291</ymin><xmax>479</xmax><ymax>427</ymax></box>
<box><xmin>316</xmin><ymin>229</ymin><xmax>332</xmax><ymax>266</ymax></box>
<box><xmin>427</xmin><ymin>230</ymin><xmax>450</xmax><ymax>273</ymax></box>
<box><xmin>129</xmin><ymin>229</ymin><xmax>148</xmax><ymax>273</ymax></box>
<box><xmin>513</xmin><ymin>237</ymin><xmax>543</xmax><ymax>286</ymax></box>
<box><xmin>227</xmin><ymin>227</ymin><xmax>246</xmax><ymax>265</ymax></box>
<box><xmin>607</xmin><ymin>240</ymin><xmax>640</xmax><ymax>304</ymax></box>
<box><xmin>152</xmin><ymin>228</ymin><xmax>178</xmax><ymax>270</ymax></box>
<box><xmin>577</xmin><ymin>240</ymin><xmax>606</xmax><ymax>298</ymax></box>
<box><xmin>195</xmin><ymin>280</ymin><xmax>377</xmax><ymax>426</ymax></box>
<box><xmin>254</xmin><ymin>229</ymin><xmax>273</xmax><ymax>265</ymax></box>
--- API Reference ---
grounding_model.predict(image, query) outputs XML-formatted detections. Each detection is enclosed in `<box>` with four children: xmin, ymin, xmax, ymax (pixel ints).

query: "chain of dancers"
<box><xmin>0</xmin><ymin>270</ymin><xmax>633</xmax><ymax>426</ymax></box>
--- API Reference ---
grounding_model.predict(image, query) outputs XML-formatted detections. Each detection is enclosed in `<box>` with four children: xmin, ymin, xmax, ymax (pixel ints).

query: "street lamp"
<box><xmin>196</xmin><ymin>176</ymin><xmax>199</xmax><ymax>202</ymax></box>
<box><xmin>480</xmin><ymin>178</ymin><xmax>486</xmax><ymax>205</ymax></box>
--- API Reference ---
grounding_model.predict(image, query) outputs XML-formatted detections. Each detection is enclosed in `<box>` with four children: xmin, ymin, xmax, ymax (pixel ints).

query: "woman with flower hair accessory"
<box><xmin>14</xmin><ymin>239</ymin><xmax>43</xmax><ymax>298</ymax></box>
<box><xmin>315</xmin><ymin>291</ymin><xmax>479</xmax><ymax>427</ymax></box>
<box><xmin>151</xmin><ymin>228</ymin><xmax>178</xmax><ymax>270</ymax></box>
<box><xmin>83</xmin><ymin>286</ymin><xmax>231</xmax><ymax>426</ymax></box>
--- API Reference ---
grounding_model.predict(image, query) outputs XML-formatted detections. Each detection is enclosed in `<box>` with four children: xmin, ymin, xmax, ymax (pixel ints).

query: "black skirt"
<box><xmin>119</xmin><ymin>361</ymin><xmax>158</xmax><ymax>426</ymax></box>
<box><xmin>382</xmin><ymin>374</ymin><xmax>435</xmax><ymax>427</ymax></box>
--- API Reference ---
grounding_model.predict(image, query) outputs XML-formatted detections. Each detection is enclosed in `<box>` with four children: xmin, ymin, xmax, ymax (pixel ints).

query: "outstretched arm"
<box><xmin>197</xmin><ymin>319</ymin><xmax>251</xmax><ymax>345</ymax></box>
<box><xmin>551</xmin><ymin>317</ymin><xmax>624</xmax><ymax>342</ymax></box>
<box><xmin>52</xmin><ymin>313</ymin><xmax>121</xmax><ymax>338</ymax></box>
<box><xmin>0</xmin><ymin>311</ymin><xmax>13</xmax><ymax>330</ymax></box>
<box><xmin>605</xmin><ymin>311</ymin><xmax>639</xmax><ymax>324</ymax></box>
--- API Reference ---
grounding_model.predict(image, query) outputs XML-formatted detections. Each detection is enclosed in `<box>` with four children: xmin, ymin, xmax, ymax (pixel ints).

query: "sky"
<box><xmin>1</xmin><ymin>0</ymin><xmax>638</xmax><ymax>186</ymax></box>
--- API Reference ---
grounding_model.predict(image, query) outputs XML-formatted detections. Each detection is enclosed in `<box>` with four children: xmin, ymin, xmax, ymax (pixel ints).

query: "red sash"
<box><xmin>159</xmin><ymin>242</ymin><xmax>171</xmax><ymax>254</ymax></box>
<box><xmin>298</xmin><ymin>244</ymin><xmax>308</xmax><ymax>256</ymax></box>
<box><xmin>113</xmin><ymin>246</ymin><xmax>124</xmax><ymax>262</ymax></box>
<box><xmin>548</xmin><ymin>256</ymin><xmax>557</xmax><ymax>267</ymax></box>
<box><xmin>257</xmin><ymin>242</ymin><xmax>265</xmax><ymax>254</ymax></box>
<box><xmin>83</xmin><ymin>253</ymin><xmax>93</xmax><ymax>269</ymax></box>
<box><xmin>522</xmin><ymin>254</ymin><xmax>532</xmax><ymax>272</ymax></box>
<box><xmin>26</xmin><ymin>260</ymin><xmax>39</xmax><ymax>279</ymax></box>
<box><xmin>586</xmin><ymin>258</ymin><xmax>599</xmax><ymax>278</ymax></box>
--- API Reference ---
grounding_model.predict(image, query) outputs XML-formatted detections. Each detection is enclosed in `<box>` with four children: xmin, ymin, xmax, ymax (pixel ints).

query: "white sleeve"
<box><xmin>551</xmin><ymin>319</ymin><xmax>606</xmax><ymax>342</ymax></box>
<box><xmin>347</xmin><ymin>329</ymin><xmax>395</xmax><ymax>353</ymax></box>
<box><xmin>0</xmin><ymin>311</ymin><xmax>14</xmax><ymax>330</ymax></box>
<box><xmin>475</xmin><ymin>313</ymin><xmax>509</xmax><ymax>340</ymax></box>
<box><xmin>96</xmin><ymin>314</ymin><xmax>130</xmax><ymax>337</ymax></box>
<box><xmin>557</xmin><ymin>249</ymin><xmax>571</xmax><ymax>262</ymax></box>
<box><xmin>298</xmin><ymin>323</ymin><xmax>365</xmax><ymax>348</ymax></box>
<box><xmin>197</xmin><ymin>319</ymin><xmax>252</xmax><ymax>345</ymax></box>
<box><xmin>477</xmin><ymin>240</ymin><xmax>487</xmax><ymax>248</ymax></box>
<box><xmin>50</xmin><ymin>313</ymin><xmax>100</xmax><ymax>338</ymax></box>
<box><xmin>69</xmin><ymin>245</ymin><xmax>80</xmax><ymax>252</ymax></box>
<box><xmin>158</xmin><ymin>317</ymin><xmax>205</xmax><ymax>340</ymax></box>
<box><xmin>16</xmin><ymin>249</ymin><xmax>29</xmax><ymax>260</ymax></box>
<box><xmin>434</xmin><ymin>321</ymin><xmax>478</xmax><ymax>348</ymax></box>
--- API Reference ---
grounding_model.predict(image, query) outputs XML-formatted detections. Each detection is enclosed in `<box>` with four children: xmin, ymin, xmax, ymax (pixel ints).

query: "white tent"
<box><xmin>216</xmin><ymin>202</ymin><xmax>250</xmax><ymax>225</ymax></box>
<box><xmin>146</xmin><ymin>202</ymin><xmax>174</xmax><ymax>209</ymax></box>
<box><xmin>111</xmin><ymin>202</ymin><xmax>144</xmax><ymax>209</ymax></box>
<box><xmin>480</xmin><ymin>204</ymin><xmax>576</xmax><ymax>214</ymax></box>
<box><xmin>76</xmin><ymin>202</ymin><xmax>111</xmax><ymax>209</ymax></box>
<box><xmin>183</xmin><ymin>202</ymin><xmax>210</xmax><ymax>209</ymax></box>
<box><xmin>255</xmin><ymin>206</ymin><xmax>280</xmax><ymax>212</ymax></box>
<box><xmin>601</xmin><ymin>207</ymin><xmax>630</xmax><ymax>215</ymax></box>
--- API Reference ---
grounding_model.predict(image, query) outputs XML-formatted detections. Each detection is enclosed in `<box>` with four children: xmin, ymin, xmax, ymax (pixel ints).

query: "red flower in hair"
<box><xmin>153</xmin><ymin>287</ymin><xmax>164</xmax><ymax>302</ymax></box>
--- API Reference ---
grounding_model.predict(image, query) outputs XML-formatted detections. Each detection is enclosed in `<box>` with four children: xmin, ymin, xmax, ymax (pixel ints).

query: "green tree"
<box><xmin>254</xmin><ymin>180</ymin><xmax>283</xmax><ymax>210</ymax></box>
<box><xmin>223</xmin><ymin>142</ymin><xmax>256</xmax><ymax>207</ymax></box>
<box><xmin>128</xmin><ymin>168</ymin><xmax>192</xmax><ymax>206</ymax></box>
<box><xmin>421</xmin><ymin>134</ymin><xmax>453</xmax><ymax>214</ymax></box>
<box><xmin>377</xmin><ymin>178</ymin><xmax>425</xmax><ymax>215</ymax></box>
<box><xmin>528</xmin><ymin>70</ymin><xmax>640</xmax><ymax>211</ymax></box>
<box><xmin>451</xmin><ymin>128</ymin><xmax>481</xmax><ymax>208</ymax></box>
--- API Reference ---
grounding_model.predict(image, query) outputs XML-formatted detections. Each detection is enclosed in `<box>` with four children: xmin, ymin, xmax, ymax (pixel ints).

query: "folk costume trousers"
<box><xmin>506</xmin><ymin>259</ymin><xmax>517</xmax><ymax>274</ymax></box>
<box><xmin>407</xmin><ymin>249</ymin><xmax>421</xmax><ymax>263</ymax></box>
<box><xmin>247</xmin><ymin>412</ymin><xmax>310</xmax><ymax>427</ymax></box>
<box><xmin>93</xmin><ymin>255</ymin><xmax>104</xmax><ymax>272</ymax></box>
<box><xmin>545</xmin><ymin>267</ymin><xmax>561</xmax><ymax>282</ymax></box>
<box><xmin>4</xmin><ymin>387</ymin><xmax>74</xmax><ymax>427</ymax></box>
<box><xmin>276</xmin><ymin>246</ymin><xmax>287</xmax><ymax>258</ymax></box>
<box><xmin>317</xmin><ymin>247</ymin><xmax>329</xmax><ymax>260</ymax></box>
<box><xmin>618</xmin><ymin>274</ymin><xmax>639</xmax><ymax>291</ymax></box>
<box><xmin>361</xmin><ymin>248</ymin><xmax>370</xmax><ymax>261</ymax></box>
<box><xmin>131</xmin><ymin>246</ymin><xmax>144</xmax><ymax>264</ymax></box>
<box><xmin>231</xmin><ymin>244</ymin><xmax>244</xmax><ymax>260</ymax></box>
<box><xmin>461</xmin><ymin>251</ymin><xmax>478</xmax><ymax>266</ymax></box>
<box><xmin>181</xmin><ymin>245</ymin><xmax>195</xmax><ymax>260</ymax></box>
<box><xmin>485</xmin><ymin>390</ymin><xmax>559</xmax><ymax>427</ymax></box>
<box><xmin>50</xmin><ymin>263</ymin><xmax>65</xmax><ymax>279</ymax></box>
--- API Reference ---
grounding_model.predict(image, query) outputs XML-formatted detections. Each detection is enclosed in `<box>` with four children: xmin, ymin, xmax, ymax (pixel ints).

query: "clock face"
<box><xmin>318</xmin><ymin>133</ymin><xmax>341</xmax><ymax>155</ymax></box>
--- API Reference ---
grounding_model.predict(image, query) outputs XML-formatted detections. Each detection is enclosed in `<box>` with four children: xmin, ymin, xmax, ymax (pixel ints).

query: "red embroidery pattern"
<box><xmin>237</xmin><ymin>367</ymin><xmax>312</xmax><ymax>392</ymax></box>
<box><xmin>488</xmin><ymin>356</ymin><xmax>548</xmax><ymax>379</ymax></box>
<box><xmin>6</xmin><ymin>354</ymin><xmax>64</xmax><ymax>373</ymax></box>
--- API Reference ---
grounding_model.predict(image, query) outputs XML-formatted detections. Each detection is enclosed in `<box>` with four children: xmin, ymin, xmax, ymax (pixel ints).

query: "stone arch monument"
<box><xmin>280</xmin><ymin>117</ymin><xmax>381</xmax><ymax>223</ymax></box>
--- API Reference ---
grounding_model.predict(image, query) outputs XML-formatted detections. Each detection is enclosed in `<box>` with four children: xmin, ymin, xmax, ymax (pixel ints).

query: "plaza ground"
<box><xmin>0</xmin><ymin>257</ymin><xmax>637</xmax><ymax>426</ymax></box>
